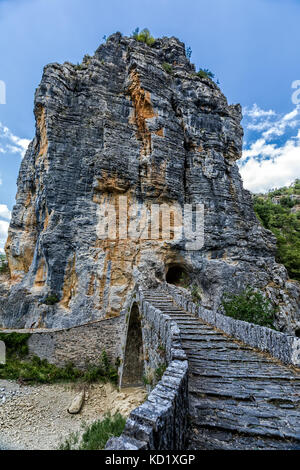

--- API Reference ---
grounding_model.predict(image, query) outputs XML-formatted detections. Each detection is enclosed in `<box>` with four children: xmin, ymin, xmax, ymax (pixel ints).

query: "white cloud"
<box><xmin>262</xmin><ymin>106</ymin><xmax>299</xmax><ymax>140</ymax></box>
<box><xmin>0</xmin><ymin>204</ymin><xmax>11</xmax><ymax>252</ymax></box>
<box><xmin>0</xmin><ymin>122</ymin><xmax>30</xmax><ymax>158</ymax></box>
<box><xmin>242</xmin><ymin>138</ymin><xmax>280</xmax><ymax>160</ymax></box>
<box><xmin>240</xmin><ymin>103</ymin><xmax>300</xmax><ymax>193</ymax></box>
<box><xmin>0</xmin><ymin>220</ymin><xmax>9</xmax><ymax>254</ymax></box>
<box><xmin>244</xmin><ymin>103</ymin><xmax>276</xmax><ymax>119</ymax></box>
<box><xmin>0</xmin><ymin>204</ymin><xmax>11</xmax><ymax>221</ymax></box>
<box><xmin>240</xmin><ymin>138</ymin><xmax>300</xmax><ymax>193</ymax></box>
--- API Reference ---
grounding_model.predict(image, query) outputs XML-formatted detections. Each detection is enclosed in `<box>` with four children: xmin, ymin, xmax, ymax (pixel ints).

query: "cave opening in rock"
<box><xmin>122</xmin><ymin>303</ymin><xmax>144</xmax><ymax>387</ymax></box>
<box><xmin>166</xmin><ymin>265</ymin><xmax>187</xmax><ymax>285</ymax></box>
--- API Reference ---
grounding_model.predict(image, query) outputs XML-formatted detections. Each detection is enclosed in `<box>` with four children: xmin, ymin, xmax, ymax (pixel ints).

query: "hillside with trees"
<box><xmin>253</xmin><ymin>180</ymin><xmax>300</xmax><ymax>281</ymax></box>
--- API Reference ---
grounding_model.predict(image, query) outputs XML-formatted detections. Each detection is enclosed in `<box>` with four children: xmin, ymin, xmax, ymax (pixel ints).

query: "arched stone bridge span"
<box><xmin>107</xmin><ymin>284</ymin><xmax>300</xmax><ymax>450</ymax></box>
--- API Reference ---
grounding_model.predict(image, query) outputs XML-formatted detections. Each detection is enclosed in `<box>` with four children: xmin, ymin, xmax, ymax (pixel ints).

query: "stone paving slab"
<box><xmin>146</xmin><ymin>289</ymin><xmax>300</xmax><ymax>450</ymax></box>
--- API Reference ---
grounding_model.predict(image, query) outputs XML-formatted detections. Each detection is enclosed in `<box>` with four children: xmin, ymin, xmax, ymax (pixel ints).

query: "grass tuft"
<box><xmin>59</xmin><ymin>412</ymin><xmax>126</xmax><ymax>450</ymax></box>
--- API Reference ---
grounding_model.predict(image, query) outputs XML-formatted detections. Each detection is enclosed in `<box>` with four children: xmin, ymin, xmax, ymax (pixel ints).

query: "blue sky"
<box><xmin>0</xmin><ymin>0</ymin><xmax>300</xmax><ymax>249</ymax></box>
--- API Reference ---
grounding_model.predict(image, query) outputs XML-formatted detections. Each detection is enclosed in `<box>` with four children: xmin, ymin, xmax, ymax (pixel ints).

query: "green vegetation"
<box><xmin>162</xmin><ymin>62</ymin><xmax>173</xmax><ymax>74</ymax></box>
<box><xmin>142</xmin><ymin>370</ymin><xmax>153</xmax><ymax>386</ymax></box>
<box><xmin>179</xmin><ymin>271</ymin><xmax>190</xmax><ymax>288</ymax></box>
<box><xmin>155</xmin><ymin>363</ymin><xmax>167</xmax><ymax>382</ymax></box>
<box><xmin>0</xmin><ymin>254</ymin><xmax>8</xmax><ymax>274</ymax></box>
<box><xmin>222</xmin><ymin>287</ymin><xmax>277</xmax><ymax>328</ymax></box>
<box><xmin>82</xmin><ymin>54</ymin><xmax>92</xmax><ymax>65</ymax></box>
<box><xmin>157</xmin><ymin>343</ymin><xmax>166</xmax><ymax>355</ymax></box>
<box><xmin>132</xmin><ymin>28</ymin><xmax>156</xmax><ymax>46</ymax></box>
<box><xmin>190</xmin><ymin>284</ymin><xmax>202</xmax><ymax>304</ymax></box>
<box><xmin>195</xmin><ymin>68</ymin><xmax>215</xmax><ymax>80</ymax></box>
<box><xmin>0</xmin><ymin>332</ymin><xmax>30</xmax><ymax>357</ymax></box>
<box><xmin>253</xmin><ymin>180</ymin><xmax>300</xmax><ymax>281</ymax></box>
<box><xmin>142</xmin><ymin>375</ymin><xmax>151</xmax><ymax>386</ymax></box>
<box><xmin>44</xmin><ymin>294</ymin><xmax>59</xmax><ymax>305</ymax></box>
<box><xmin>74</xmin><ymin>62</ymin><xmax>84</xmax><ymax>70</ymax></box>
<box><xmin>265</xmin><ymin>179</ymin><xmax>300</xmax><ymax>197</ymax></box>
<box><xmin>59</xmin><ymin>412</ymin><xmax>126</xmax><ymax>450</ymax></box>
<box><xmin>0</xmin><ymin>336</ymin><xmax>118</xmax><ymax>385</ymax></box>
<box><xmin>178</xmin><ymin>273</ymin><xmax>202</xmax><ymax>303</ymax></box>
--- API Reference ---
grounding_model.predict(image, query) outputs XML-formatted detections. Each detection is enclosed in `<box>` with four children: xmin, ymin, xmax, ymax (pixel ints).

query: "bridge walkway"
<box><xmin>142</xmin><ymin>290</ymin><xmax>300</xmax><ymax>450</ymax></box>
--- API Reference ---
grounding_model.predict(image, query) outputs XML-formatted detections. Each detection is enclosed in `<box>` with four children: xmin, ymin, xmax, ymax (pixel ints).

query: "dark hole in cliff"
<box><xmin>166</xmin><ymin>265</ymin><xmax>188</xmax><ymax>286</ymax></box>
<box><xmin>183</xmin><ymin>137</ymin><xmax>195</xmax><ymax>152</ymax></box>
<box><xmin>295</xmin><ymin>329</ymin><xmax>300</xmax><ymax>338</ymax></box>
<box><xmin>122</xmin><ymin>303</ymin><xmax>144</xmax><ymax>387</ymax></box>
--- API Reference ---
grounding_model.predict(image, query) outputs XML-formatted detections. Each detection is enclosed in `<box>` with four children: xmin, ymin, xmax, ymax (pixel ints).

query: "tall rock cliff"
<box><xmin>1</xmin><ymin>33</ymin><xmax>299</xmax><ymax>332</ymax></box>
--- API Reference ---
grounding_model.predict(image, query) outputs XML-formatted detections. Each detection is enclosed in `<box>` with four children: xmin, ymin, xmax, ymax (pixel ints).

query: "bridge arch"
<box><xmin>121</xmin><ymin>302</ymin><xmax>144</xmax><ymax>387</ymax></box>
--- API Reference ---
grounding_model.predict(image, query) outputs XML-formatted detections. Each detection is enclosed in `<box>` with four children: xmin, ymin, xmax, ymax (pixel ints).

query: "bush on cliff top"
<box><xmin>132</xmin><ymin>27</ymin><xmax>156</xmax><ymax>46</ymax></box>
<box><xmin>222</xmin><ymin>287</ymin><xmax>277</xmax><ymax>328</ymax></box>
<box><xmin>196</xmin><ymin>68</ymin><xmax>215</xmax><ymax>80</ymax></box>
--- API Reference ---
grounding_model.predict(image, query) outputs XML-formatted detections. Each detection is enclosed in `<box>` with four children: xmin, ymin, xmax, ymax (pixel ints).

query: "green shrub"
<box><xmin>190</xmin><ymin>284</ymin><xmax>202</xmax><ymax>303</ymax></box>
<box><xmin>82</xmin><ymin>54</ymin><xmax>91</xmax><ymax>65</ymax></box>
<box><xmin>0</xmin><ymin>355</ymin><xmax>82</xmax><ymax>383</ymax></box>
<box><xmin>280</xmin><ymin>196</ymin><xmax>295</xmax><ymax>208</ymax></box>
<box><xmin>0</xmin><ymin>332</ymin><xmax>31</xmax><ymax>358</ymax></box>
<box><xmin>162</xmin><ymin>62</ymin><xmax>173</xmax><ymax>74</ymax></box>
<box><xmin>44</xmin><ymin>294</ymin><xmax>59</xmax><ymax>305</ymax></box>
<box><xmin>196</xmin><ymin>68</ymin><xmax>215</xmax><ymax>80</ymax></box>
<box><xmin>155</xmin><ymin>363</ymin><xmax>167</xmax><ymax>382</ymax></box>
<box><xmin>179</xmin><ymin>271</ymin><xmax>190</xmax><ymax>288</ymax></box>
<box><xmin>0</xmin><ymin>255</ymin><xmax>9</xmax><ymax>274</ymax></box>
<box><xmin>222</xmin><ymin>287</ymin><xmax>277</xmax><ymax>328</ymax></box>
<box><xmin>59</xmin><ymin>412</ymin><xmax>126</xmax><ymax>450</ymax></box>
<box><xmin>0</xmin><ymin>263</ymin><xmax>9</xmax><ymax>274</ymax></box>
<box><xmin>132</xmin><ymin>28</ymin><xmax>156</xmax><ymax>46</ymax></box>
<box><xmin>82</xmin><ymin>351</ymin><xmax>118</xmax><ymax>384</ymax></box>
<box><xmin>253</xmin><ymin>190</ymin><xmax>300</xmax><ymax>281</ymax></box>
<box><xmin>0</xmin><ymin>340</ymin><xmax>118</xmax><ymax>385</ymax></box>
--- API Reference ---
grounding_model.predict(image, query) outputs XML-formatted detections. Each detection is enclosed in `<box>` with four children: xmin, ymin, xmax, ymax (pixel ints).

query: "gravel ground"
<box><xmin>0</xmin><ymin>379</ymin><xmax>147</xmax><ymax>450</ymax></box>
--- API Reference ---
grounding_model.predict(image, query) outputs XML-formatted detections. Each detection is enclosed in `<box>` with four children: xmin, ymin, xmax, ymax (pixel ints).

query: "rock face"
<box><xmin>1</xmin><ymin>33</ymin><xmax>299</xmax><ymax>332</ymax></box>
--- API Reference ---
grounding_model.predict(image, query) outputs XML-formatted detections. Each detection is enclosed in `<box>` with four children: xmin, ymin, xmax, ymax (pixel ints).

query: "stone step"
<box><xmin>141</xmin><ymin>288</ymin><xmax>300</xmax><ymax>449</ymax></box>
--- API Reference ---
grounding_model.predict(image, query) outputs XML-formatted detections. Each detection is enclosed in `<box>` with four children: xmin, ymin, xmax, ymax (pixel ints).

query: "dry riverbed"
<box><xmin>0</xmin><ymin>379</ymin><xmax>147</xmax><ymax>450</ymax></box>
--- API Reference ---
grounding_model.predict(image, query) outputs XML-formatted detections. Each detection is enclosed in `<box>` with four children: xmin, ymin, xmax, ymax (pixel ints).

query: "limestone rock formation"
<box><xmin>0</xmin><ymin>33</ymin><xmax>299</xmax><ymax>332</ymax></box>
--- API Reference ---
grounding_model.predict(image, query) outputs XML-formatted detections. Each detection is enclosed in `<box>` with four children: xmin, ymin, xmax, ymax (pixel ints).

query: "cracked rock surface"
<box><xmin>0</xmin><ymin>33</ymin><xmax>299</xmax><ymax>332</ymax></box>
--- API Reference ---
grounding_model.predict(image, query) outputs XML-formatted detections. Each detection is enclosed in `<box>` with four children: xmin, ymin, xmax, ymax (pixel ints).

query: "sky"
<box><xmin>0</xmin><ymin>0</ymin><xmax>300</xmax><ymax>250</ymax></box>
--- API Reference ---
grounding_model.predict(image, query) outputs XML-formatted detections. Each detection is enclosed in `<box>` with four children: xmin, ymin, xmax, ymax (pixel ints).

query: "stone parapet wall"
<box><xmin>106</xmin><ymin>288</ymin><xmax>189</xmax><ymax>450</ymax></box>
<box><xmin>165</xmin><ymin>283</ymin><xmax>300</xmax><ymax>367</ymax></box>
<box><xmin>1</xmin><ymin>315</ymin><xmax>125</xmax><ymax>369</ymax></box>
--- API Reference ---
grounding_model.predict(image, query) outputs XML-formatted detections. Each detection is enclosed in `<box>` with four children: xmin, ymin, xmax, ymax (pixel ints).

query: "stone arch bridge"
<box><xmin>2</xmin><ymin>283</ymin><xmax>300</xmax><ymax>450</ymax></box>
<box><xmin>107</xmin><ymin>283</ymin><xmax>300</xmax><ymax>450</ymax></box>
